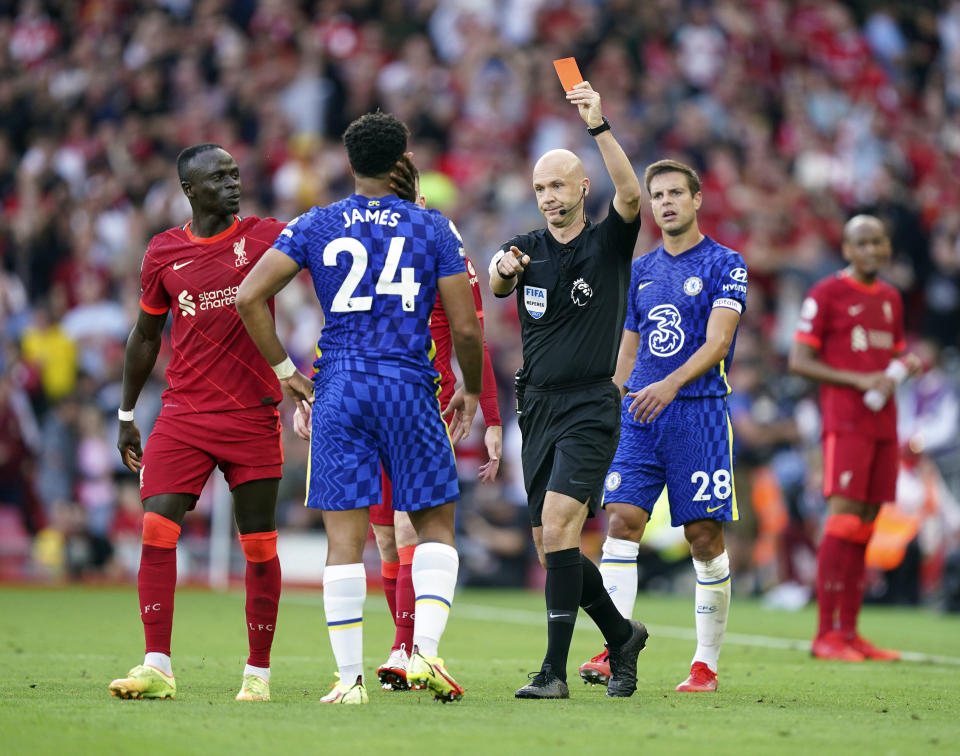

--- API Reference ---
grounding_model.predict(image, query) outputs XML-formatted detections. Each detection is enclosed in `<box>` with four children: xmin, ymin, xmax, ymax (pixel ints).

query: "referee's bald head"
<box><xmin>533</xmin><ymin>149</ymin><xmax>585</xmax><ymax>183</ymax></box>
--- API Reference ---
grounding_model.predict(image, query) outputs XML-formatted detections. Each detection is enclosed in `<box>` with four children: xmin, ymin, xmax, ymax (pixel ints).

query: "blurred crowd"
<box><xmin>1</xmin><ymin>0</ymin><xmax>959</xmax><ymax>608</ymax></box>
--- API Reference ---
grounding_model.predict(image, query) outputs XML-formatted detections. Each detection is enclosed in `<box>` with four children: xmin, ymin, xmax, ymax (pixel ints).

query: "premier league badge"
<box><xmin>524</xmin><ymin>286</ymin><xmax>547</xmax><ymax>319</ymax></box>
<box><xmin>570</xmin><ymin>278</ymin><xmax>593</xmax><ymax>306</ymax></box>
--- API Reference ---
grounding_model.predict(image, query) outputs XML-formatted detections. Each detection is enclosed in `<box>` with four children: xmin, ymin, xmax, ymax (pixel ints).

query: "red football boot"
<box><xmin>675</xmin><ymin>661</ymin><xmax>718</xmax><ymax>692</ymax></box>
<box><xmin>578</xmin><ymin>649</ymin><xmax>610</xmax><ymax>685</ymax></box>
<box><xmin>848</xmin><ymin>635</ymin><xmax>901</xmax><ymax>661</ymax></box>
<box><xmin>811</xmin><ymin>630</ymin><xmax>865</xmax><ymax>661</ymax></box>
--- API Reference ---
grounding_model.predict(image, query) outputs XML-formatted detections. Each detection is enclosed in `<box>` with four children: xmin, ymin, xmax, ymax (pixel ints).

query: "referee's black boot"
<box><xmin>514</xmin><ymin>665</ymin><xmax>570</xmax><ymax>699</ymax></box>
<box><xmin>606</xmin><ymin>620</ymin><xmax>649</xmax><ymax>698</ymax></box>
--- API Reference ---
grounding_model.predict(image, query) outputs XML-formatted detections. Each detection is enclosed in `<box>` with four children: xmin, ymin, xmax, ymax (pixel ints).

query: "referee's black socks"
<box><xmin>543</xmin><ymin>547</ymin><xmax>582</xmax><ymax>680</ymax></box>
<box><xmin>580</xmin><ymin>552</ymin><xmax>632</xmax><ymax>648</ymax></box>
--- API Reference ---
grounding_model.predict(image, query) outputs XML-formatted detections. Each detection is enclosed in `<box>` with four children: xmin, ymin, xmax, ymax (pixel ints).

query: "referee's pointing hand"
<box><xmin>497</xmin><ymin>246</ymin><xmax>530</xmax><ymax>278</ymax></box>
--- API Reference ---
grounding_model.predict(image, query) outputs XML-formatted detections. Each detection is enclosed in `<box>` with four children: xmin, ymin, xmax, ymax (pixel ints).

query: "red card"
<box><xmin>553</xmin><ymin>57</ymin><xmax>583</xmax><ymax>92</ymax></box>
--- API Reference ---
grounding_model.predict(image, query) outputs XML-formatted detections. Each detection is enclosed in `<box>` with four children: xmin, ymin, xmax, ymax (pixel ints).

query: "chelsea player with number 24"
<box><xmin>237</xmin><ymin>112</ymin><xmax>483</xmax><ymax>705</ymax></box>
<box><xmin>578</xmin><ymin>159</ymin><xmax>748</xmax><ymax>695</ymax></box>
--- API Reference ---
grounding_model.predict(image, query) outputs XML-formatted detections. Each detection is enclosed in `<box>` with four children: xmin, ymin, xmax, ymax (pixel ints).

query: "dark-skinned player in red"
<box><xmin>110</xmin><ymin>144</ymin><xmax>286</xmax><ymax>701</ymax></box>
<box><xmin>790</xmin><ymin>214</ymin><xmax>920</xmax><ymax>662</ymax></box>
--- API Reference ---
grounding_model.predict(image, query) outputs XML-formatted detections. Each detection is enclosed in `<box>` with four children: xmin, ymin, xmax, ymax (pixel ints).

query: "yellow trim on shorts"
<box><xmin>726</xmin><ymin>411</ymin><xmax>739</xmax><ymax>521</ymax></box>
<box><xmin>304</xmin><ymin>446</ymin><xmax>312</xmax><ymax>507</ymax></box>
<box><xmin>719</xmin><ymin>357</ymin><xmax>731</xmax><ymax>395</ymax></box>
<box><xmin>433</xmin><ymin>387</ymin><xmax>456</xmax><ymax>458</ymax></box>
<box><xmin>303</xmin><ymin>345</ymin><xmax>321</xmax><ymax>508</ymax></box>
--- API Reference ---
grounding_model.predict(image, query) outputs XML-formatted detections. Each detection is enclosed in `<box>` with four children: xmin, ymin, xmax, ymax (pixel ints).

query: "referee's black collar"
<box><xmin>544</xmin><ymin>219</ymin><xmax>592</xmax><ymax>252</ymax></box>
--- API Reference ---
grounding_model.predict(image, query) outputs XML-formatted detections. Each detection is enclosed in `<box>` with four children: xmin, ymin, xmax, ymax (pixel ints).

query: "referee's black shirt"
<box><xmin>497</xmin><ymin>201</ymin><xmax>641</xmax><ymax>388</ymax></box>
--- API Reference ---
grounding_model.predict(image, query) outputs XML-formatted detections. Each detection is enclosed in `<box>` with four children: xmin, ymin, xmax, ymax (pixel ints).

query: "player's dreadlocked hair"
<box><xmin>343</xmin><ymin>112</ymin><xmax>409</xmax><ymax>178</ymax></box>
<box><xmin>177</xmin><ymin>143</ymin><xmax>224</xmax><ymax>182</ymax></box>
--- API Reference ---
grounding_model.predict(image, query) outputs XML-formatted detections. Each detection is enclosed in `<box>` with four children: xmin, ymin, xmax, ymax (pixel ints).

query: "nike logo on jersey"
<box><xmin>848</xmin><ymin>304</ymin><xmax>864</xmax><ymax>316</ymax></box>
<box><xmin>706</xmin><ymin>503</ymin><xmax>725</xmax><ymax>513</ymax></box>
<box><xmin>173</xmin><ymin>260</ymin><xmax>194</xmax><ymax>270</ymax></box>
<box><xmin>638</xmin><ymin>281</ymin><xmax>653</xmax><ymax>291</ymax></box>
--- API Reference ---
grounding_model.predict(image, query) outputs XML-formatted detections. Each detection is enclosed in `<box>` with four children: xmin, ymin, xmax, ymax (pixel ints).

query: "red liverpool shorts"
<box><xmin>140</xmin><ymin>405</ymin><xmax>283</xmax><ymax>502</ymax></box>
<box><xmin>368</xmin><ymin>467</ymin><xmax>394</xmax><ymax>526</ymax></box>
<box><xmin>822</xmin><ymin>433</ymin><xmax>899</xmax><ymax>505</ymax></box>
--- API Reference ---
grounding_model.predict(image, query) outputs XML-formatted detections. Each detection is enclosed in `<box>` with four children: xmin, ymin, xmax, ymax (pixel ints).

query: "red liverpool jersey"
<box><xmin>139</xmin><ymin>215</ymin><xmax>286</xmax><ymax>415</ymax></box>
<box><xmin>429</xmin><ymin>256</ymin><xmax>501</xmax><ymax>426</ymax></box>
<box><xmin>794</xmin><ymin>270</ymin><xmax>905</xmax><ymax>439</ymax></box>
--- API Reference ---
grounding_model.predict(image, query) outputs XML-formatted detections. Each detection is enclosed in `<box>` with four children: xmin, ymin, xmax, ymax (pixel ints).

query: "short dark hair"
<box><xmin>343</xmin><ymin>112</ymin><xmax>408</xmax><ymax>178</ymax></box>
<box><xmin>177</xmin><ymin>143</ymin><xmax>223</xmax><ymax>182</ymax></box>
<box><xmin>644</xmin><ymin>159</ymin><xmax>701</xmax><ymax>196</ymax></box>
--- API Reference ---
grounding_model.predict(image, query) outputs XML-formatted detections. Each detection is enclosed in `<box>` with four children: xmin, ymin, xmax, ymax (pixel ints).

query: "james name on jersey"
<box><xmin>271</xmin><ymin>194</ymin><xmax>465</xmax><ymax>381</ymax></box>
<box><xmin>340</xmin><ymin>205</ymin><xmax>402</xmax><ymax>228</ymax></box>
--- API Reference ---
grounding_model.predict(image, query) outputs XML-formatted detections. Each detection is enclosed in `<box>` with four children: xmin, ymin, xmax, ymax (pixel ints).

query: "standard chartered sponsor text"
<box><xmin>200</xmin><ymin>285</ymin><xmax>240</xmax><ymax>310</ymax></box>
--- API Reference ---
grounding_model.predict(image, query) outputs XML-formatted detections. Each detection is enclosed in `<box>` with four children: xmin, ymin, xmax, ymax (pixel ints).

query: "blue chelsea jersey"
<box><xmin>625</xmin><ymin>235</ymin><xmax>747</xmax><ymax>398</ymax></box>
<box><xmin>272</xmin><ymin>194</ymin><xmax>466</xmax><ymax>381</ymax></box>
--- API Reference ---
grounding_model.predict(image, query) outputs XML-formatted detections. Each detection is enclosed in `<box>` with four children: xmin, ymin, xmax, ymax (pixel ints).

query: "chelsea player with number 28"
<box><xmin>578</xmin><ymin>159</ymin><xmax>748</xmax><ymax>694</ymax></box>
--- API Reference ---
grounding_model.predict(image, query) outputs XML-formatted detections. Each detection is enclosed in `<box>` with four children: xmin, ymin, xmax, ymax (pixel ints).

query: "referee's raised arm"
<box><xmin>566</xmin><ymin>81</ymin><xmax>641</xmax><ymax>223</ymax></box>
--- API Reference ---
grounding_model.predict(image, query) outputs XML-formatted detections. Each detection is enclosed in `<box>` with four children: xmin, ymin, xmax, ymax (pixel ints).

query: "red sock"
<box><xmin>382</xmin><ymin>560</ymin><xmax>399</xmax><ymax>628</ymax></box>
<box><xmin>393</xmin><ymin>545</ymin><xmax>416</xmax><ymax>651</ymax></box>
<box><xmin>838</xmin><ymin>521</ymin><xmax>873</xmax><ymax>636</ymax></box>
<box><xmin>139</xmin><ymin>513</ymin><xmax>180</xmax><ymax>656</ymax></box>
<box><xmin>816</xmin><ymin>514</ymin><xmax>865</xmax><ymax>638</ymax></box>
<box><xmin>239</xmin><ymin>531</ymin><xmax>281</xmax><ymax>668</ymax></box>
<box><xmin>815</xmin><ymin>535</ymin><xmax>840</xmax><ymax>637</ymax></box>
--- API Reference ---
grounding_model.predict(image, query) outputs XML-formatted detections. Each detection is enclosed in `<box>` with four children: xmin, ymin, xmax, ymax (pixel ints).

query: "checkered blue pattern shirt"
<box><xmin>625</xmin><ymin>235</ymin><xmax>747</xmax><ymax>398</ymax></box>
<box><xmin>273</xmin><ymin>194</ymin><xmax>466</xmax><ymax>382</ymax></box>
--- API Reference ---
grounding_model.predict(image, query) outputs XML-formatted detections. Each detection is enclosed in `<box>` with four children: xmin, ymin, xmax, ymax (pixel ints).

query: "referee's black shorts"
<box><xmin>518</xmin><ymin>379</ymin><xmax>621</xmax><ymax>527</ymax></box>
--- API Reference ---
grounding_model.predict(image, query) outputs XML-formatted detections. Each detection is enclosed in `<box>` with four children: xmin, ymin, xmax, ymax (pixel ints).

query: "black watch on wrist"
<box><xmin>587</xmin><ymin>116</ymin><xmax>611</xmax><ymax>136</ymax></box>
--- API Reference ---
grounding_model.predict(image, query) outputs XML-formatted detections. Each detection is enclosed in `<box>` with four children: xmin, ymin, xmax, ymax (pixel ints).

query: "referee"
<box><xmin>490</xmin><ymin>81</ymin><xmax>647</xmax><ymax>699</ymax></box>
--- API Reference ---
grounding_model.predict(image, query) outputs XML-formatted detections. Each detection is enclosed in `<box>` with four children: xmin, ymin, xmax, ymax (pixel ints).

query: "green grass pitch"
<box><xmin>2</xmin><ymin>585</ymin><xmax>958</xmax><ymax>755</ymax></box>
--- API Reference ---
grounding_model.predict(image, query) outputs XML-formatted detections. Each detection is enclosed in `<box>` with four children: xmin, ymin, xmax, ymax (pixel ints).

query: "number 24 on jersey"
<box><xmin>324</xmin><ymin>236</ymin><xmax>420</xmax><ymax>312</ymax></box>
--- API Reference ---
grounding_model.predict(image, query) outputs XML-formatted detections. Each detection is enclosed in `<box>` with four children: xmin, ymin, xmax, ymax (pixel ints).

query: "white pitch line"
<box><xmin>451</xmin><ymin>602</ymin><xmax>960</xmax><ymax>666</ymax></box>
<box><xmin>279</xmin><ymin>593</ymin><xmax>960</xmax><ymax>666</ymax></box>
<box><xmin>5</xmin><ymin>594</ymin><xmax>953</xmax><ymax>667</ymax></box>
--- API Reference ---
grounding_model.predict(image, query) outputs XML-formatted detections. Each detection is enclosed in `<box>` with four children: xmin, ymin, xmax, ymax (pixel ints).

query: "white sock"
<box><xmin>412</xmin><ymin>542</ymin><xmax>458</xmax><ymax>658</ymax></box>
<box><xmin>692</xmin><ymin>550</ymin><xmax>731</xmax><ymax>673</ymax></box>
<box><xmin>599</xmin><ymin>536</ymin><xmax>640</xmax><ymax>619</ymax></box>
<box><xmin>243</xmin><ymin>664</ymin><xmax>270</xmax><ymax>683</ymax></box>
<box><xmin>323</xmin><ymin>563</ymin><xmax>366</xmax><ymax>684</ymax></box>
<box><xmin>144</xmin><ymin>652</ymin><xmax>172</xmax><ymax>677</ymax></box>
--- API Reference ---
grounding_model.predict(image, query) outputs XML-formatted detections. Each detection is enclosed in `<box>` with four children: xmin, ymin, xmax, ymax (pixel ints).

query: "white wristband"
<box><xmin>863</xmin><ymin>360</ymin><xmax>909</xmax><ymax>412</ymax></box>
<box><xmin>886</xmin><ymin>358</ymin><xmax>908</xmax><ymax>383</ymax></box>
<box><xmin>118</xmin><ymin>409</ymin><xmax>134</xmax><ymax>422</ymax></box>
<box><xmin>489</xmin><ymin>249</ymin><xmax>506</xmax><ymax>279</ymax></box>
<box><xmin>271</xmin><ymin>356</ymin><xmax>297</xmax><ymax>380</ymax></box>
